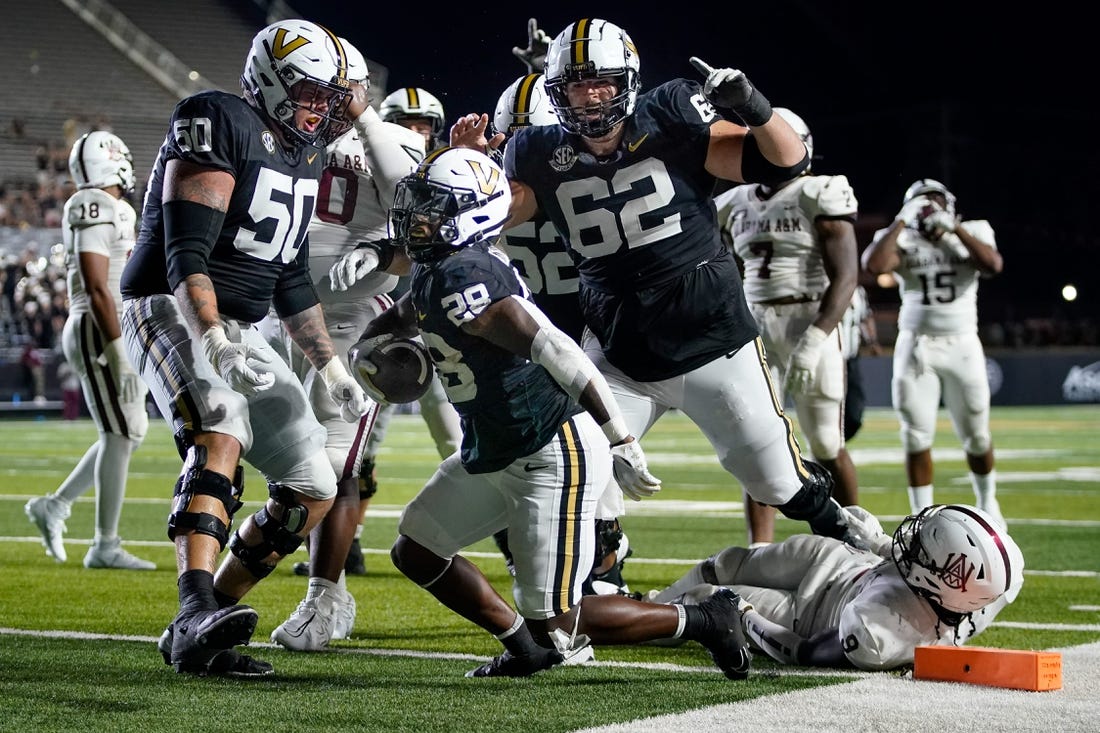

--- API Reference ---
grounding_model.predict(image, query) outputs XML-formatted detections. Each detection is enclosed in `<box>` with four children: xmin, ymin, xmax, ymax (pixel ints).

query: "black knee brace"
<box><xmin>593</xmin><ymin>518</ymin><xmax>624</xmax><ymax>570</ymax></box>
<box><xmin>777</xmin><ymin>460</ymin><xmax>847</xmax><ymax>539</ymax></box>
<box><xmin>168</xmin><ymin>445</ymin><xmax>245</xmax><ymax>549</ymax></box>
<box><xmin>228</xmin><ymin>483</ymin><xmax>309</xmax><ymax>579</ymax></box>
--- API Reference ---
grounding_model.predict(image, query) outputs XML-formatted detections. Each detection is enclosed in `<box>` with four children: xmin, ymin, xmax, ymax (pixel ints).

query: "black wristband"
<box><xmin>360</xmin><ymin>239</ymin><xmax>395</xmax><ymax>271</ymax></box>
<box><xmin>734</xmin><ymin>88</ymin><xmax>773</xmax><ymax>127</ymax></box>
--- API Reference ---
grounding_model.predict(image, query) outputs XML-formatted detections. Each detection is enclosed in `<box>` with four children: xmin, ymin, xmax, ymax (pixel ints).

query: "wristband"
<box><xmin>601</xmin><ymin>415</ymin><xmax>630</xmax><ymax>446</ymax></box>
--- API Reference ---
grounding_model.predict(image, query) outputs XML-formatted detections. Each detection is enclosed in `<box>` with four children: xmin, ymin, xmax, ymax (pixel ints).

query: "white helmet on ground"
<box><xmin>903</xmin><ymin>178</ymin><xmax>957</xmax><ymax>216</ymax></box>
<box><xmin>544</xmin><ymin>18</ymin><xmax>640</xmax><ymax>137</ymax></box>
<box><xmin>241</xmin><ymin>19</ymin><xmax>354</xmax><ymax>148</ymax></box>
<box><xmin>379</xmin><ymin>87</ymin><xmax>447</xmax><ymax>140</ymax></box>
<box><xmin>392</xmin><ymin>147</ymin><xmax>511</xmax><ymax>263</ymax></box>
<box><xmin>774</xmin><ymin>107</ymin><xmax>813</xmax><ymax>169</ymax></box>
<box><xmin>68</xmin><ymin>131</ymin><xmax>135</xmax><ymax>192</ymax></box>
<box><xmin>492</xmin><ymin>73</ymin><xmax>558</xmax><ymax>139</ymax></box>
<box><xmin>892</xmin><ymin>504</ymin><xmax>1024</xmax><ymax>617</ymax></box>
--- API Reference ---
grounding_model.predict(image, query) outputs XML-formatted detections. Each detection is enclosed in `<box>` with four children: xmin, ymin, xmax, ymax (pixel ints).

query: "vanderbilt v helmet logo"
<box><xmin>467</xmin><ymin>160</ymin><xmax>501</xmax><ymax>196</ymax></box>
<box><xmin>272</xmin><ymin>28</ymin><xmax>310</xmax><ymax>60</ymax></box>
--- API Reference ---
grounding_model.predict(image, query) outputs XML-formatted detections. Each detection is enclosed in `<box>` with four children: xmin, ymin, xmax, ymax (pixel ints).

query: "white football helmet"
<box><xmin>392</xmin><ymin>147</ymin><xmax>512</xmax><ymax>263</ymax></box>
<box><xmin>241</xmin><ymin>19</ymin><xmax>354</xmax><ymax>148</ymax></box>
<box><xmin>379</xmin><ymin>88</ymin><xmax>446</xmax><ymax>140</ymax></box>
<box><xmin>893</xmin><ymin>504</ymin><xmax>1024</xmax><ymax>617</ymax></box>
<box><xmin>492</xmin><ymin>73</ymin><xmax>558</xmax><ymax>139</ymax></box>
<box><xmin>774</xmin><ymin>107</ymin><xmax>813</xmax><ymax>169</ymax></box>
<box><xmin>544</xmin><ymin>18</ymin><xmax>640</xmax><ymax>137</ymax></box>
<box><xmin>903</xmin><ymin>178</ymin><xmax>956</xmax><ymax>216</ymax></box>
<box><xmin>68</xmin><ymin>131</ymin><xmax>135</xmax><ymax>192</ymax></box>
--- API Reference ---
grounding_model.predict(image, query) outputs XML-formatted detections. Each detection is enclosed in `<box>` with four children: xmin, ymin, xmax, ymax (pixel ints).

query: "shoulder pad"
<box><xmin>66</xmin><ymin>188</ymin><xmax>118</xmax><ymax>228</ymax></box>
<box><xmin>801</xmin><ymin>174</ymin><xmax>858</xmax><ymax>217</ymax></box>
<box><xmin>383</xmin><ymin>120</ymin><xmax>427</xmax><ymax>163</ymax></box>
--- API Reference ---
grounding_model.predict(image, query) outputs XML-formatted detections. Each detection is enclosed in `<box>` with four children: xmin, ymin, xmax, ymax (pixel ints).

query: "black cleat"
<box><xmin>165</xmin><ymin>605</ymin><xmax>259</xmax><ymax>675</ymax></box>
<box><xmin>465</xmin><ymin>647</ymin><xmax>564</xmax><ymax>678</ymax></box>
<box><xmin>345</xmin><ymin>537</ymin><xmax>367</xmax><ymax>576</ymax></box>
<box><xmin>158</xmin><ymin>612</ymin><xmax>272</xmax><ymax>678</ymax></box>
<box><xmin>697</xmin><ymin>588</ymin><xmax>752</xmax><ymax>680</ymax></box>
<box><xmin>291</xmin><ymin>561</ymin><xmax>310</xmax><ymax>576</ymax></box>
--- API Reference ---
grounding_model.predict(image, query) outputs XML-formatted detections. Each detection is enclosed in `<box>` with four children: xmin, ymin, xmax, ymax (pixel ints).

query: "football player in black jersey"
<box><xmin>119</xmin><ymin>19</ymin><xmax>369</xmax><ymax>677</ymax></box>
<box><xmin>354</xmin><ymin>147</ymin><xmax>755</xmax><ymax>680</ymax></box>
<box><xmin>451</xmin><ymin>18</ymin><xmax>864</xmax><ymax>553</ymax></box>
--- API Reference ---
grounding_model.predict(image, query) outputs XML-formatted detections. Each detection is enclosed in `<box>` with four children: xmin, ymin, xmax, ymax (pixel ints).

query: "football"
<box><xmin>349</xmin><ymin>337</ymin><xmax>434</xmax><ymax>404</ymax></box>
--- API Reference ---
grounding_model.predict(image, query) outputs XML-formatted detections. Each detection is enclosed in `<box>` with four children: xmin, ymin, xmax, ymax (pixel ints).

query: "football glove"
<box><xmin>689</xmin><ymin>56</ymin><xmax>772</xmax><ymax>126</ymax></box>
<box><xmin>201</xmin><ymin>326</ymin><xmax>274</xmax><ymax>396</ymax></box>
<box><xmin>611</xmin><ymin>440</ymin><xmax>662</xmax><ymax>501</ymax></box>
<box><xmin>101</xmin><ymin>337</ymin><xmax>142</xmax><ymax>404</ymax></box>
<box><xmin>512</xmin><ymin>17</ymin><xmax>550</xmax><ymax>73</ymax></box>
<box><xmin>785</xmin><ymin>325</ymin><xmax>829</xmax><ymax>395</ymax></box>
<box><xmin>318</xmin><ymin>357</ymin><xmax>369</xmax><ymax>422</ymax></box>
<box><xmin>923</xmin><ymin>210</ymin><xmax>957</xmax><ymax>235</ymax></box>
<box><xmin>330</xmin><ymin>246</ymin><xmax>381</xmax><ymax>292</ymax></box>
<box><xmin>898</xmin><ymin>196</ymin><xmax>935</xmax><ymax>226</ymax></box>
<box><xmin>839</xmin><ymin>505</ymin><xmax>893</xmax><ymax>557</ymax></box>
<box><xmin>348</xmin><ymin>333</ymin><xmax>396</xmax><ymax>404</ymax></box>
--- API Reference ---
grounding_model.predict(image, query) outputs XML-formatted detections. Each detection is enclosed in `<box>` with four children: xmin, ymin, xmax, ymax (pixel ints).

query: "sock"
<box><xmin>212</xmin><ymin>588</ymin><xmax>238</xmax><ymax>609</ymax></box>
<box><xmin>94</xmin><ymin>433</ymin><xmax>136</xmax><ymax>540</ymax></box>
<box><xmin>496</xmin><ymin>614</ymin><xmax>547</xmax><ymax>657</ymax></box>
<box><xmin>680</xmin><ymin>604</ymin><xmax>715</xmax><ymax>642</ymax></box>
<box><xmin>337</xmin><ymin>570</ymin><xmax>348</xmax><ymax>591</ymax></box>
<box><xmin>908</xmin><ymin>485</ymin><xmax>933</xmax><ymax>513</ymax></box>
<box><xmin>54</xmin><ymin>443</ymin><xmax>99</xmax><ymax>503</ymax></box>
<box><xmin>970</xmin><ymin>470</ymin><xmax>997</xmax><ymax>506</ymax></box>
<box><xmin>177</xmin><ymin>569</ymin><xmax>217</xmax><ymax>615</ymax></box>
<box><xmin>307</xmin><ymin>576</ymin><xmax>338</xmax><ymax>600</ymax></box>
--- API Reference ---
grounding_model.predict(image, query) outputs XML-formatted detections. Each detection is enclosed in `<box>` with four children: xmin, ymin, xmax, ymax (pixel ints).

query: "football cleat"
<box><xmin>158</xmin><ymin>621</ymin><xmax>273</xmax><ymax>678</ymax></box>
<box><xmin>332</xmin><ymin>587</ymin><xmax>357</xmax><ymax>640</ymax></box>
<box><xmin>271</xmin><ymin>590</ymin><xmax>341</xmax><ymax>651</ymax></box>
<box><xmin>165</xmin><ymin>605</ymin><xmax>259</xmax><ymax>675</ymax></box>
<box><xmin>83</xmin><ymin>537</ymin><xmax>155</xmax><ymax>570</ymax></box>
<box><xmin>465</xmin><ymin>646</ymin><xmax>564</xmax><ymax>678</ymax></box>
<box><xmin>25</xmin><ymin>495</ymin><xmax>70</xmax><ymax>562</ymax></box>
<box><xmin>696</xmin><ymin>588</ymin><xmax>753</xmax><ymax>680</ymax></box>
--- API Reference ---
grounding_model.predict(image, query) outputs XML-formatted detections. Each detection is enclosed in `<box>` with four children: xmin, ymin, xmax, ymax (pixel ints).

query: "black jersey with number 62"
<box><xmin>411</xmin><ymin>242</ymin><xmax>582</xmax><ymax>473</ymax></box>
<box><xmin>505</xmin><ymin>79</ymin><xmax>759</xmax><ymax>381</ymax></box>
<box><xmin>122</xmin><ymin>90</ymin><xmax>323</xmax><ymax>324</ymax></box>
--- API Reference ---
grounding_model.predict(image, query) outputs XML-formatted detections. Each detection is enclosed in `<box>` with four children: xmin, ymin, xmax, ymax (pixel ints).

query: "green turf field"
<box><xmin>1</xmin><ymin>405</ymin><xmax>1097</xmax><ymax>732</ymax></box>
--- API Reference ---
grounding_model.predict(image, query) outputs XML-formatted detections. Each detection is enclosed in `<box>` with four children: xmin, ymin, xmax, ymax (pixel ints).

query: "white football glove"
<box><xmin>610</xmin><ymin>440</ymin><xmax>662</xmax><ymax>501</ymax></box>
<box><xmin>101</xmin><ymin>337</ymin><xmax>142</xmax><ymax>404</ymax></box>
<box><xmin>201</xmin><ymin>326</ymin><xmax>274</xmax><ymax>396</ymax></box>
<box><xmin>784</xmin><ymin>325</ymin><xmax>829</xmax><ymax>395</ymax></box>
<box><xmin>330</xmin><ymin>246</ymin><xmax>381</xmax><ymax>292</ymax></box>
<box><xmin>923</xmin><ymin>210</ymin><xmax>957</xmax><ymax>235</ymax></box>
<box><xmin>898</xmin><ymin>196</ymin><xmax>936</xmax><ymax>226</ymax></box>
<box><xmin>689</xmin><ymin>56</ymin><xmax>772</xmax><ymax>126</ymax></box>
<box><xmin>319</xmin><ymin>357</ymin><xmax>369</xmax><ymax>422</ymax></box>
<box><xmin>839</xmin><ymin>505</ymin><xmax>893</xmax><ymax>558</ymax></box>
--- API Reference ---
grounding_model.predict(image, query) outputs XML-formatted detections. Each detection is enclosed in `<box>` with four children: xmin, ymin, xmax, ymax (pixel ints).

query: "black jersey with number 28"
<box><xmin>410</xmin><ymin>242</ymin><xmax>582</xmax><ymax>473</ymax></box>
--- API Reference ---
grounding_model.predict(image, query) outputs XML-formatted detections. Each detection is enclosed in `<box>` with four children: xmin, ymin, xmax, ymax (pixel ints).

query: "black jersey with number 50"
<box><xmin>122</xmin><ymin>91</ymin><xmax>323</xmax><ymax>324</ymax></box>
<box><xmin>505</xmin><ymin>79</ymin><xmax>759</xmax><ymax>381</ymax></box>
<box><xmin>411</xmin><ymin>242</ymin><xmax>582</xmax><ymax>473</ymax></box>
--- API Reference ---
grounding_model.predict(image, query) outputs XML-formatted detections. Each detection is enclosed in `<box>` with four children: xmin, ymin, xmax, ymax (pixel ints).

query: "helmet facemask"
<box><xmin>392</xmin><ymin>148</ymin><xmax>511</xmax><ymax>263</ymax></box>
<box><xmin>241</xmin><ymin>21</ymin><xmax>354</xmax><ymax>149</ymax></box>
<box><xmin>544</xmin><ymin>19</ymin><xmax>640</xmax><ymax>138</ymax></box>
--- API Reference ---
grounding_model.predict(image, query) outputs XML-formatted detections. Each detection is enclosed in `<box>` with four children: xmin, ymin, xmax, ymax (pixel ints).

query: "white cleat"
<box><xmin>25</xmin><ymin>495</ymin><xmax>71</xmax><ymax>562</ymax></box>
<box><xmin>978</xmin><ymin>498</ymin><xmax>1007</xmax><ymax>530</ymax></box>
<box><xmin>332</xmin><ymin>588</ymin><xmax>357</xmax><ymax>640</ymax></box>
<box><xmin>271</xmin><ymin>590</ymin><xmax>340</xmax><ymax>651</ymax></box>
<box><xmin>83</xmin><ymin>538</ymin><xmax>156</xmax><ymax>570</ymax></box>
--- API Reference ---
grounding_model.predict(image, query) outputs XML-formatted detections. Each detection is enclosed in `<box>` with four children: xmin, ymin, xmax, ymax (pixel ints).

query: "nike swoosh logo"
<box><xmin>307</xmin><ymin>153</ymin><xmax>318</xmax><ymax>164</ymax></box>
<box><xmin>626</xmin><ymin>133</ymin><xmax>648</xmax><ymax>153</ymax></box>
<box><xmin>287</xmin><ymin>614</ymin><xmax>315</xmax><ymax>637</ymax></box>
<box><xmin>524</xmin><ymin>462</ymin><xmax>549</xmax><ymax>472</ymax></box>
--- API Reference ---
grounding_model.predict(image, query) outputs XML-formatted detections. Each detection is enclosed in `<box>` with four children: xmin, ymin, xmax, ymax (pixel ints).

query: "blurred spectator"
<box><xmin>57</xmin><ymin>357</ymin><xmax>82</xmax><ymax>418</ymax></box>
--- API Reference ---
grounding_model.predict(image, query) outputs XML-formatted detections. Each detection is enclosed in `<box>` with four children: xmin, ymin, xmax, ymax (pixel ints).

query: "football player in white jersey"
<box><xmin>24</xmin><ymin>131</ymin><xmax>154</xmax><ymax>571</ymax></box>
<box><xmin>260</xmin><ymin>40</ymin><xmax>458</xmax><ymax>651</ymax></box>
<box><xmin>379</xmin><ymin>86</ymin><xmax>447</xmax><ymax>152</ymax></box>
<box><xmin>715</xmin><ymin>108</ymin><xmax>860</xmax><ymax>545</ymax></box>
<box><xmin>861</xmin><ymin>180</ymin><xmax>1005</xmax><ymax>526</ymax></box>
<box><xmin>649</xmin><ymin>504</ymin><xmax>1023</xmax><ymax>670</ymax></box>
